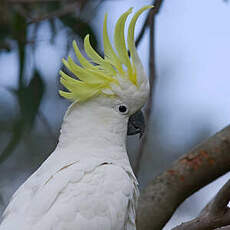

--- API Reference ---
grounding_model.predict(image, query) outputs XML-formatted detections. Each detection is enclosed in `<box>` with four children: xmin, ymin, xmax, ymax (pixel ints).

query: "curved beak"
<box><xmin>127</xmin><ymin>110</ymin><xmax>145</xmax><ymax>138</ymax></box>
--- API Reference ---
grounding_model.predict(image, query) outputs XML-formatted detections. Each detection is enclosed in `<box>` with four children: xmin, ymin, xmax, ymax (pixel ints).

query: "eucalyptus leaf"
<box><xmin>16</xmin><ymin>70</ymin><xmax>45</xmax><ymax>128</ymax></box>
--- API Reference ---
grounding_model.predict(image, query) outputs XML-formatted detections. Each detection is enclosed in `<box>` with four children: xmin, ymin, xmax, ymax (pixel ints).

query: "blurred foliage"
<box><xmin>60</xmin><ymin>15</ymin><xmax>97</xmax><ymax>48</ymax></box>
<box><xmin>0</xmin><ymin>0</ymin><xmax>100</xmax><ymax>164</ymax></box>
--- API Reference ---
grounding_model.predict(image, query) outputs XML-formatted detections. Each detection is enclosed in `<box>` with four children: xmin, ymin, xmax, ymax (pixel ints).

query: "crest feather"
<box><xmin>84</xmin><ymin>35</ymin><xmax>116</xmax><ymax>76</ymax></box>
<box><xmin>128</xmin><ymin>5</ymin><xmax>153</xmax><ymax>85</ymax></box>
<box><xmin>72</xmin><ymin>40</ymin><xmax>97</xmax><ymax>70</ymax></box>
<box><xmin>59</xmin><ymin>5</ymin><xmax>153</xmax><ymax>102</ymax></box>
<box><xmin>114</xmin><ymin>8</ymin><xmax>133</xmax><ymax>76</ymax></box>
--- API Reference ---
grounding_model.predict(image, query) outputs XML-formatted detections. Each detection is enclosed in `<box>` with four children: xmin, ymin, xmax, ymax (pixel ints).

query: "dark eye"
<box><xmin>119</xmin><ymin>105</ymin><xmax>128</xmax><ymax>114</ymax></box>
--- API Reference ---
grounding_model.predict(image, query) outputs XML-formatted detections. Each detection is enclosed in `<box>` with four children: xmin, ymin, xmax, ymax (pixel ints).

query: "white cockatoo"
<box><xmin>0</xmin><ymin>5</ymin><xmax>152</xmax><ymax>230</ymax></box>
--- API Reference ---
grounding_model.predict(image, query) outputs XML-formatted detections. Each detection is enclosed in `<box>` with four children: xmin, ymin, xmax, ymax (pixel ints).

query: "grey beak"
<box><xmin>127</xmin><ymin>110</ymin><xmax>145</xmax><ymax>138</ymax></box>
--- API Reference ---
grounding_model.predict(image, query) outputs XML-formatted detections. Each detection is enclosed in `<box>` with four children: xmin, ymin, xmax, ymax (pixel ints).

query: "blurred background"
<box><xmin>0</xmin><ymin>0</ymin><xmax>229</xmax><ymax>229</ymax></box>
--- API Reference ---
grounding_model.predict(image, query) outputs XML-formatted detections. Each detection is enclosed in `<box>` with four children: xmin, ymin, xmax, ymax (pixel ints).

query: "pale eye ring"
<box><xmin>118</xmin><ymin>104</ymin><xmax>129</xmax><ymax>115</ymax></box>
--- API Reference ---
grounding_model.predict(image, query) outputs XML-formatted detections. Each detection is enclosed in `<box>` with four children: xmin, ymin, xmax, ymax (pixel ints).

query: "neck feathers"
<box><xmin>57</xmin><ymin>100</ymin><xmax>129</xmax><ymax>161</ymax></box>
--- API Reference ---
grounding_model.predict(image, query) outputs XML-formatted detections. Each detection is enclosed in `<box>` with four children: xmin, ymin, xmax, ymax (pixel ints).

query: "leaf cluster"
<box><xmin>0</xmin><ymin>0</ymin><xmax>100</xmax><ymax>164</ymax></box>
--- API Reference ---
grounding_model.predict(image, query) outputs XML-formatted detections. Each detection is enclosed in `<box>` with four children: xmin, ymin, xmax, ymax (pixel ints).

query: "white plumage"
<box><xmin>0</xmin><ymin>6</ymin><xmax>151</xmax><ymax>230</ymax></box>
<box><xmin>2</xmin><ymin>163</ymin><xmax>138</xmax><ymax>230</ymax></box>
<box><xmin>0</xmin><ymin>99</ymin><xmax>140</xmax><ymax>230</ymax></box>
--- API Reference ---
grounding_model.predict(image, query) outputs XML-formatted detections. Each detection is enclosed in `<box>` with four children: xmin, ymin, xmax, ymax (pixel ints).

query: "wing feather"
<box><xmin>0</xmin><ymin>162</ymin><xmax>137</xmax><ymax>230</ymax></box>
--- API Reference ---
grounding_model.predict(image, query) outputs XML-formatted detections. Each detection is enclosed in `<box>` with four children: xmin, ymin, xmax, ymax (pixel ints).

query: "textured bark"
<box><xmin>137</xmin><ymin>125</ymin><xmax>230</xmax><ymax>230</ymax></box>
<box><xmin>172</xmin><ymin>179</ymin><xmax>230</xmax><ymax>230</ymax></box>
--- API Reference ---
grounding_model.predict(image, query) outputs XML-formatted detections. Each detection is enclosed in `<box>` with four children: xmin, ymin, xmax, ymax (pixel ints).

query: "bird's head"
<box><xmin>59</xmin><ymin>6</ymin><xmax>153</xmax><ymax>137</ymax></box>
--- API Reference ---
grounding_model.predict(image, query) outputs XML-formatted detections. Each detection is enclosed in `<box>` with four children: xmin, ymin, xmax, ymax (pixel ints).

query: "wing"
<box><xmin>0</xmin><ymin>162</ymin><xmax>137</xmax><ymax>230</ymax></box>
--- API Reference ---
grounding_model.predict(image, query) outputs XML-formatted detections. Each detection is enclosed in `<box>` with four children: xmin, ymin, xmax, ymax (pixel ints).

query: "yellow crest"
<box><xmin>59</xmin><ymin>5</ymin><xmax>153</xmax><ymax>102</ymax></box>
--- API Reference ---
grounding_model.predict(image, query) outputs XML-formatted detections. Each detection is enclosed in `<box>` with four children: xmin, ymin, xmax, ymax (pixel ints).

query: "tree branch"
<box><xmin>27</xmin><ymin>2</ymin><xmax>79</xmax><ymax>24</ymax></box>
<box><xmin>137</xmin><ymin>125</ymin><xmax>230</xmax><ymax>230</ymax></box>
<box><xmin>7</xmin><ymin>0</ymin><xmax>66</xmax><ymax>3</ymax></box>
<box><xmin>172</xmin><ymin>179</ymin><xmax>230</xmax><ymax>230</ymax></box>
<box><xmin>135</xmin><ymin>13</ymin><xmax>149</xmax><ymax>48</ymax></box>
<box><xmin>134</xmin><ymin>9</ymin><xmax>155</xmax><ymax>175</ymax></box>
<box><xmin>134</xmin><ymin>0</ymin><xmax>165</xmax><ymax>176</ymax></box>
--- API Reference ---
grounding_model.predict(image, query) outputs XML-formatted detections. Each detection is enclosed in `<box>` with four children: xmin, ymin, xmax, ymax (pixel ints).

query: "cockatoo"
<box><xmin>0</xmin><ymin>5</ymin><xmax>152</xmax><ymax>230</ymax></box>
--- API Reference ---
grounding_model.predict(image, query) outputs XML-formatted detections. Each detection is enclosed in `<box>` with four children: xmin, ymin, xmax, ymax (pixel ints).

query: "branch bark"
<box><xmin>172</xmin><ymin>179</ymin><xmax>230</xmax><ymax>230</ymax></box>
<box><xmin>135</xmin><ymin>0</ymin><xmax>165</xmax><ymax>48</ymax></box>
<box><xmin>135</xmin><ymin>14</ymin><xmax>149</xmax><ymax>48</ymax></box>
<box><xmin>137</xmin><ymin>125</ymin><xmax>230</xmax><ymax>230</ymax></box>
<box><xmin>134</xmin><ymin>0</ymin><xmax>165</xmax><ymax>176</ymax></box>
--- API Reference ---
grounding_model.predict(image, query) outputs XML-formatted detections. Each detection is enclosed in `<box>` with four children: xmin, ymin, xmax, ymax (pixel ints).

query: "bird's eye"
<box><xmin>118</xmin><ymin>104</ymin><xmax>129</xmax><ymax>114</ymax></box>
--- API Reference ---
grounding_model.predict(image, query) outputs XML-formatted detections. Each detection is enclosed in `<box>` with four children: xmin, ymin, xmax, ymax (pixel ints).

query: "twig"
<box><xmin>134</xmin><ymin>0</ymin><xmax>165</xmax><ymax>176</ymax></box>
<box><xmin>134</xmin><ymin>9</ymin><xmax>155</xmax><ymax>175</ymax></box>
<box><xmin>135</xmin><ymin>13</ymin><xmax>149</xmax><ymax>48</ymax></box>
<box><xmin>135</xmin><ymin>0</ymin><xmax>164</xmax><ymax>48</ymax></box>
<box><xmin>7</xmin><ymin>0</ymin><xmax>66</xmax><ymax>3</ymax></box>
<box><xmin>136</xmin><ymin>125</ymin><xmax>230</xmax><ymax>230</ymax></box>
<box><xmin>172</xmin><ymin>179</ymin><xmax>230</xmax><ymax>230</ymax></box>
<box><xmin>152</xmin><ymin>0</ymin><xmax>165</xmax><ymax>13</ymax></box>
<box><xmin>28</xmin><ymin>2</ymin><xmax>79</xmax><ymax>24</ymax></box>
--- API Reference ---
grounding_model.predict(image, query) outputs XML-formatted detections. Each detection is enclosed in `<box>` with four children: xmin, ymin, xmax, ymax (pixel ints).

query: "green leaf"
<box><xmin>16</xmin><ymin>70</ymin><xmax>45</xmax><ymax>128</ymax></box>
<box><xmin>11</xmin><ymin>12</ymin><xmax>27</xmax><ymax>42</ymax></box>
<box><xmin>0</xmin><ymin>71</ymin><xmax>45</xmax><ymax>164</ymax></box>
<box><xmin>10</xmin><ymin>12</ymin><xmax>28</xmax><ymax>86</ymax></box>
<box><xmin>0</xmin><ymin>121</ymin><xmax>24</xmax><ymax>164</ymax></box>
